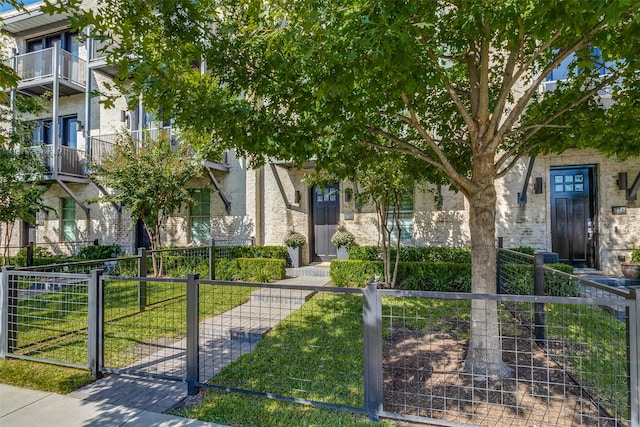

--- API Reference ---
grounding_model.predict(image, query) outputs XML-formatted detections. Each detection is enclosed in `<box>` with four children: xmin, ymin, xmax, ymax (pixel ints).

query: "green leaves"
<box><xmin>91</xmin><ymin>133</ymin><xmax>200</xmax><ymax>252</ymax></box>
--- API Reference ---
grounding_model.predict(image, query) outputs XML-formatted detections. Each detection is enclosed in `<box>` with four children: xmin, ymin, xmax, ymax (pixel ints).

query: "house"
<box><xmin>2</xmin><ymin>2</ymin><xmax>639</xmax><ymax>276</ymax></box>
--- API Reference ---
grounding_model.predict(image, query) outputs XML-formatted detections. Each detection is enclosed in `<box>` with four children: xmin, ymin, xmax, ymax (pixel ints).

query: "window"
<box><xmin>61</xmin><ymin>198</ymin><xmax>76</xmax><ymax>242</ymax></box>
<box><xmin>27</xmin><ymin>31</ymin><xmax>80</xmax><ymax>54</ymax></box>
<box><xmin>190</xmin><ymin>190</ymin><xmax>210</xmax><ymax>245</ymax></box>
<box><xmin>31</xmin><ymin>115</ymin><xmax>77</xmax><ymax>147</ymax></box>
<box><xmin>32</xmin><ymin>119</ymin><xmax>52</xmax><ymax>145</ymax></box>
<box><xmin>61</xmin><ymin>116</ymin><xmax>78</xmax><ymax>148</ymax></box>
<box><xmin>387</xmin><ymin>191</ymin><xmax>414</xmax><ymax>243</ymax></box>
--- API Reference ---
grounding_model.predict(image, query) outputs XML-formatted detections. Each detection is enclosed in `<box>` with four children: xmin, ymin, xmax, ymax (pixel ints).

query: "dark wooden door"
<box><xmin>551</xmin><ymin>166</ymin><xmax>596</xmax><ymax>268</ymax></box>
<box><xmin>135</xmin><ymin>218</ymin><xmax>151</xmax><ymax>250</ymax></box>
<box><xmin>312</xmin><ymin>184</ymin><xmax>339</xmax><ymax>262</ymax></box>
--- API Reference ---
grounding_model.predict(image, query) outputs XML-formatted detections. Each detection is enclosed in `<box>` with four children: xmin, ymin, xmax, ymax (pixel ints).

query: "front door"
<box><xmin>312</xmin><ymin>184</ymin><xmax>340</xmax><ymax>262</ymax></box>
<box><xmin>135</xmin><ymin>218</ymin><xmax>151</xmax><ymax>250</ymax></box>
<box><xmin>550</xmin><ymin>166</ymin><xmax>597</xmax><ymax>268</ymax></box>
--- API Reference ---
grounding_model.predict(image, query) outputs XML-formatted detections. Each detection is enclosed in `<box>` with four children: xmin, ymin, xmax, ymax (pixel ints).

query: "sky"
<box><xmin>0</xmin><ymin>1</ymin><xmax>41</xmax><ymax>13</ymax></box>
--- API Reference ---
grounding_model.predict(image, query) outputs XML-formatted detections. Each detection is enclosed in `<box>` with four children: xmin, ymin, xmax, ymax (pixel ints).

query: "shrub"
<box><xmin>214</xmin><ymin>258</ymin><xmax>286</xmax><ymax>282</ymax></box>
<box><xmin>347</xmin><ymin>246</ymin><xmax>471</xmax><ymax>263</ymax></box>
<box><xmin>330</xmin><ymin>259</ymin><xmax>471</xmax><ymax>291</ymax></box>
<box><xmin>284</xmin><ymin>232</ymin><xmax>306</xmax><ymax>247</ymax></box>
<box><xmin>501</xmin><ymin>262</ymin><xmax>577</xmax><ymax>296</ymax></box>
<box><xmin>11</xmin><ymin>246</ymin><xmax>69</xmax><ymax>267</ymax></box>
<box><xmin>509</xmin><ymin>246</ymin><xmax>535</xmax><ymax>255</ymax></box>
<box><xmin>76</xmin><ymin>244</ymin><xmax>120</xmax><ymax>260</ymax></box>
<box><xmin>214</xmin><ymin>245</ymin><xmax>287</xmax><ymax>261</ymax></box>
<box><xmin>330</xmin><ymin>225</ymin><xmax>356</xmax><ymax>249</ymax></box>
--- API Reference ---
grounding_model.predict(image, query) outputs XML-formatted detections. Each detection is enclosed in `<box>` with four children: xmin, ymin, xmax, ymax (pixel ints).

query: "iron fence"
<box><xmin>0</xmin><ymin>268</ymin><xmax>91</xmax><ymax>369</ymax></box>
<box><xmin>1</xmin><ymin>259</ymin><xmax>639</xmax><ymax>426</ymax></box>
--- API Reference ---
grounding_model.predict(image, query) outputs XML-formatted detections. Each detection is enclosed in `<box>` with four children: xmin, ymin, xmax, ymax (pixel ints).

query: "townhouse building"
<box><xmin>2</xmin><ymin>2</ymin><xmax>639</xmax><ymax>275</ymax></box>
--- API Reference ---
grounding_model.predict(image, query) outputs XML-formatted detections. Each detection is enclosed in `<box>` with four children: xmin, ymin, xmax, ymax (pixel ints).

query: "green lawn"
<box><xmin>178</xmin><ymin>293</ymin><xmax>629</xmax><ymax>426</ymax></box>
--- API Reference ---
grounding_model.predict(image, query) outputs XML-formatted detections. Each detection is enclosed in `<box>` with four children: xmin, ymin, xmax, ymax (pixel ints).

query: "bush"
<box><xmin>347</xmin><ymin>246</ymin><xmax>471</xmax><ymax>263</ymax></box>
<box><xmin>76</xmin><ymin>244</ymin><xmax>120</xmax><ymax>260</ymax></box>
<box><xmin>11</xmin><ymin>246</ymin><xmax>69</xmax><ymax>267</ymax></box>
<box><xmin>330</xmin><ymin>226</ymin><xmax>356</xmax><ymax>249</ymax></box>
<box><xmin>284</xmin><ymin>232</ymin><xmax>306</xmax><ymax>248</ymax></box>
<box><xmin>501</xmin><ymin>262</ymin><xmax>577</xmax><ymax>296</ymax></box>
<box><xmin>331</xmin><ymin>258</ymin><xmax>575</xmax><ymax>296</ymax></box>
<box><xmin>215</xmin><ymin>245</ymin><xmax>287</xmax><ymax>260</ymax></box>
<box><xmin>330</xmin><ymin>259</ymin><xmax>471</xmax><ymax>291</ymax></box>
<box><xmin>214</xmin><ymin>258</ymin><xmax>286</xmax><ymax>282</ymax></box>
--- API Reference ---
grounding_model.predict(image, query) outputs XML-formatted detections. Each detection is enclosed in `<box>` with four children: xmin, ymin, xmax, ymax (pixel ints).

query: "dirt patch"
<box><xmin>382</xmin><ymin>322</ymin><xmax>619</xmax><ymax>427</ymax></box>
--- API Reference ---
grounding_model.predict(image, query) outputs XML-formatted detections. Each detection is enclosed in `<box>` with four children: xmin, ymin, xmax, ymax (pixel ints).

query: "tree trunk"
<box><xmin>464</xmin><ymin>164</ymin><xmax>512</xmax><ymax>379</ymax></box>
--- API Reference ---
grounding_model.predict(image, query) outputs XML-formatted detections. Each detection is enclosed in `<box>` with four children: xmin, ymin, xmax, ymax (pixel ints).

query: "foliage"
<box><xmin>10</xmin><ymin>246</ymin><xmax>69</xmax><ymax>267</ymax></box>
<box><xmin>215</xmin><ymin>245</ymin><xmax>287</xmax><ymax>260</ymax></box>
<box><xmin>330</xmin><ymin>224</ymin><xmax>356</xmax><ymax>249</ymax></box>
<box><xmin>0</xmin><ymin>94</ymin><xmax>50</xmax><ymax>263</ymax></box>
<box><xmin>214</xmin><ymin>258</ymin><xmax>286</xmax><ymax>282</ymax></box>
<box><xmin>76</xmin><ymin>244</ymin><xmax>120</xmax><ymax>260</ymax></box>
<box><xmin>501</xmin><ymin>263</ymin><xmax>578</xmax><ymax>296</ymax></box>
<box><xmin>631</xmin><ymin>248</ymin><xmax>640</xmax><ymax>263</ymax></box>
<box><xmin>283</xmin><ymin>231</ymin><xmax>306</xmax><ymax>248</ymax></box>
<box><xmin>349</xmin><ymin>246</ymin><xmax>471</xmax><ymax>264</ymax></box>
<box><xmin>509</xmin><ymin>247</ymin><xmax>536</xmax><ymax>255</ymax></box>
<box><xmin>90</xmin><ymin>133</ymin><xmax>200</xmax><ymax>275</ymax></box>
<box><xmin>50</xmin><ymin>0</ymin><xmax>640</xmax><ymax>376</ymax></box>
<box><xmin>331</xmin><ymin>259</ymin><xmax>576</xmax><ymax>296</ymax></box>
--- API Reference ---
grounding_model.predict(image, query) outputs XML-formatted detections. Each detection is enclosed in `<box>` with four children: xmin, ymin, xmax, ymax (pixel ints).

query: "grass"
<box><xmin>178</xmin><ymin>292</ymin><xmax>630</xmax><ymax>426</ymax></box>
<box><xmin>4</xmin><ymin>278</ymin><xmax>255</xmax><ymax>387</ymax></box>
<box><xmin>178</xmin><ymin>391</ymin><xmax>395</xmax><ymax>427</ymax></box>
<box><xmin>0</xmin><ymin>359</ymin><xmax>94</xmax><ymax>394</ymax></box>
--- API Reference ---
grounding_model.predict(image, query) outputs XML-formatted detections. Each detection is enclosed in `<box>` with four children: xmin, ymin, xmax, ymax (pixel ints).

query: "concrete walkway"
<box><xmin>0</xmin><ymin>383</ymin><xmax>220</xmax><ymax>427</ymax></box>
<box><xmin>20</xmin><ymin>268</ymin><xmax>331</xmax><ymax>425</ymax></box>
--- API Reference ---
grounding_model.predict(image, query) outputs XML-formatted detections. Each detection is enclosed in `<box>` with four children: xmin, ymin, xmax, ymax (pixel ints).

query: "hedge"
<box><xmin>214</xmin><ymin>245</ymin><xmax>287</xmax><ymax>260</ymax></box>
<box><xmin>501</xmin><ymin>262</ymin><xmax>577</xmax><ymax>296</ymax></box>
<box><xmin>347</xmin><ymin>246</ymin><xmax>471</xmax><ymax>263</ymax></box>
<box><xmin>215</xmin><ymin>258</ymin><xmax>286</xmax><ymax>282</ymax></box>
<box><xmin>330</xmin><ymin>260</ymin><xmax>471</xmax><ymax>291</ymax></box>
<box><xmin>331</xmin><ymin>259</ymin><xmax>576</xmax><ymax>296</ymax></box>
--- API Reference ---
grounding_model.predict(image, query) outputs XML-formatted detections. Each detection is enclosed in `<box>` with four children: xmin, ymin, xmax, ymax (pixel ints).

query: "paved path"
<box><xmin>68</xmin><ymin>273</ymin><xmax>330</xmax><ymax>415</ymax></box>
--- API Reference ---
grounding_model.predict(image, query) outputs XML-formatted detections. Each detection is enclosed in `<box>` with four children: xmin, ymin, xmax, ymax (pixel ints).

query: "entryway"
<box><xmin>312</xmin><ymin>184</ymin><xmax>339</xmax><ymax>262</ymax></box>
<box><xmin>550</xmin><ymin>165</ymin><xmax>597</xmax><ymax>268</ymax></box>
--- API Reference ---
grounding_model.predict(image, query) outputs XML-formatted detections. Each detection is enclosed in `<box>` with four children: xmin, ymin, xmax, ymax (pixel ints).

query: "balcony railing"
<box><xmin>88</xmin><ymin>128</ymin><xmax>180</xmax><ymax>166</ymax></box>
<box><xmin>28</xmin><ymin>145</ymin><xmax>87</xmax><ymax>178</ymax></box>
<box><xmin>88</xmin><ymin>128</ymin><xmax>229</xmax><ymax>169</ymax></box>
<box><xmin>13</xmin><ymin>47</ymin><xmax>87</xmax><ymax>89</ymax></box>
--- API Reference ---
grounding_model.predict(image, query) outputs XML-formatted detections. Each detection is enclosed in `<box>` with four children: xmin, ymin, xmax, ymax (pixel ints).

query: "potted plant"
<box><xmin>284</xmin><ymin>231</ymin><xmax>306</xmax><ymax>268</ymax></box>
<box><xmin>331</xmin><ymin>225</ymin><xmax>356</xmax><ymax>259</ymax></box>
<box><xmin>621</xmin><ymin>247</ymin><xmax>640</xmax><ymax>279</ymax></box>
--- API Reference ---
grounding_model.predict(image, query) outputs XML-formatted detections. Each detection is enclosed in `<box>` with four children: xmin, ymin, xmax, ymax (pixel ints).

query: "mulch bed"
<box><xmin>382</xmin><ymin>321</ymin><xmax>621</xmax><ymax>427</ymax></box>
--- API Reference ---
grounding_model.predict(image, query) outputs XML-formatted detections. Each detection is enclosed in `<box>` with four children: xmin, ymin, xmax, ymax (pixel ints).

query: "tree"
<box><xmin>90</xmin><ymin>133</ymin><xmax>200</xmax><ymax>276</ymax></box>
<box><xmin>309</xmin><ymin>148</ymin><xmax>435</xmax><ymax>288</ymax></box>
<box><xmin>0</xmin><ymin>22</ymin><xmax>48</xmax><ymax>263</ymax></box>
<box><xmin>50</xmin><ymin>0</ymin><xmax>640</xmax><ymax>377</ymax></box>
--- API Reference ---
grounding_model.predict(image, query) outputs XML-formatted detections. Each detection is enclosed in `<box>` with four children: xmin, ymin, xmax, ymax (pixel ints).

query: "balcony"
<box><xmin>88</xmin><ymin>128</ymin><xmax>230</xmax><ymax>172</ymax></box>
<box><xmin>29</xmin><ymin>145</ymin><xmax>87</xmax><ymax>180</ymax></box>
<box><xmin>88</xmin><ymin>38</ymin><xmax>120</xmax><ymax>77</ymax></box>
<box><xmin>12</xmin><ymin>46</ymin><xmax>86</xmax><ymax>96</ymax></box>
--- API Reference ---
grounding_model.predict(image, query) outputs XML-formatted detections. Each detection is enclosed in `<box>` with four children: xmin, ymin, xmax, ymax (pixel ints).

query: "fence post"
<box><xmin>186</xmin><ymin>273</ymin><xmax>200</xmax><ymax>396</ymax></box>
<box><xmin>628</xmin><ymin>287</ymin><xmax>640</xmax><ymax>427</ymax></box>
<box><xmin>209</xmin><ymin>239</ymin><xmax>215</xmax><ymax>281</ymax></box>
<box><xmin>363</xmin><ymin>277</ymin><xmax>383</xmax><ymax>421</ymax></box>
<box><xmin>137</xmin><ymin>248</ymin><xmax>147</xmax><ymax>311</ymax></box>
<box><xmin>88</xmin><ymin>269</ymin><xmax>104</xmax><ymax>378</ymax></box>
<box><xmin>496</xmin><ymin>237</ymin><xmax>504</xmax><ymax>294</ymax></box>
<box><xmin>534</xmin><ymin>252</ymin><xmax>545</xmax><ymax>344</ymax></box>
<box><xmin>27</xmin><ymin>242</ymin><xmax>34</xmax><ymax>267</ymax></box>
<box><xmin>1</xmin><ymin>266</ymin><xmax>15</xmax><ymax>359</ymax></box>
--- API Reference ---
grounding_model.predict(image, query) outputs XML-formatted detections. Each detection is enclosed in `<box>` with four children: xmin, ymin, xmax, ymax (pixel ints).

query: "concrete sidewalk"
<box><xmin>0</xmin><ymin>383</ymin><xmax>222</xmax><ymax>427</ymax></box>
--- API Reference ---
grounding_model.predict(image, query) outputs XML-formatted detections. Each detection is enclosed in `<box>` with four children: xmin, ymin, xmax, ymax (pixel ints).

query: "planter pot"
<box><xmin>620</xmin><ymin>263</ymin><xmax>640</xmax><ymax>279</ymax></box>
<box><xmin>287</xmin><ymin>246</ymin><xmax>302</xmax><ymax>268</ymax></box>
<box><xmin>336</xmin><ymin>246</ymin><xmax>349</xmax><ymax>260</ymax></box>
